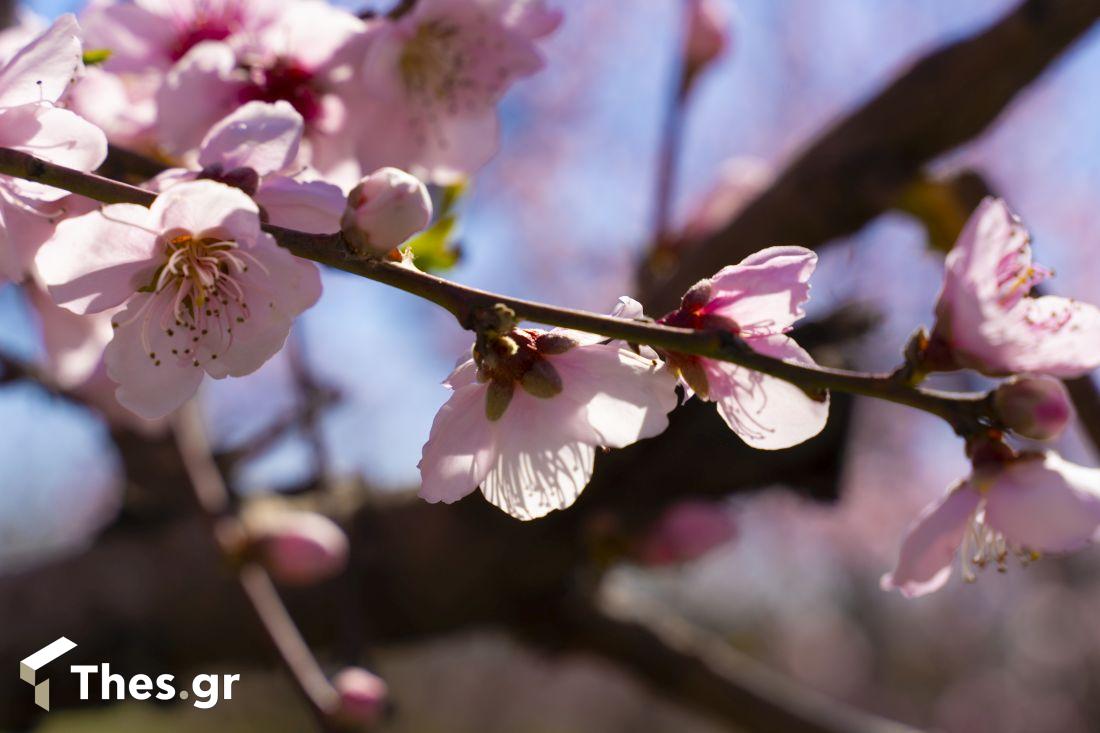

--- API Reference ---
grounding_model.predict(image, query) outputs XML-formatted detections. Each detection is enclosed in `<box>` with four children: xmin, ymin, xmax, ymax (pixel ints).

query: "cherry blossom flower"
<box><xmin>881</xmin><ymin>451</ymin><xmax>1100</xmax><ymax>598</ymax></box>
<box><xmin>0</xmin><ymin>15</ymin><xmax>108</xmax><ymax>281</ymax></box>
<box><xmin>349</xmin><ymin>0</ymin><xmax>562</xmax><ymax>183</ymax></box>
<box><xmin>152</xmin><ymin>101</ymin><xmax>346</xmax><ymax>233</ymax></box>
<box><xmin>635</xmin><ymin>500</ymin><xmax>737</xmax><ymax>566</ymax></box>
<box><xmin>35</xmin><ymin>180</ymin><xmax>321</xmax><ymax>419</ymax></box>
<box><xmin>931</xmin><ymin>197</ymin><xmax>1100</xmax><ymax>377</ymax></box>
<box><xmin>342</xmin><ymin>167</ymin><xmax>433</xmax><ymax>256</ymax></box>
<box><xmin>244</xmin><ymin>507</ymin><xmax>349</xmax><ymax>586</ymax></box>
<box><xmin>333</xmin><ymin>668</ymin><xmax>389</xmax><ymax>728</ymax></box>
<box><xmin>418</xmin><ymin>298</ymin><xmax>677</xmax><ymax>520</ymax></box>
<box><xmin>153</xmin><ymin>1</ymin><xmax>366</xmax><ymax>175</ymax></box>
<box><xmin>658</xmin><ymin>246</ymin><xmax>829</xmax><ymax>449</ymax></box>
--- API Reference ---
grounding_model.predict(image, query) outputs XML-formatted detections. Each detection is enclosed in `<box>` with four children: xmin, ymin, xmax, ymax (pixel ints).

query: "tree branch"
<box><xmin>0</xmin><ymin>147</ymin><xmax>995</xmax><ymax>432</ymax></box>
<box><xmin>645</xmin><ymin>0</ymin><xmax>1100</xmax><ymax>311</ymax></box>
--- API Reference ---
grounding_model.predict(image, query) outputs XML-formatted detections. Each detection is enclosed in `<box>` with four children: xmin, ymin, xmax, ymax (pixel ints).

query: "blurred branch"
<box><xmin>0</xmin><ymin>348</ymin><xmax>89</xmax><ymax>407</ymax></box>
<box><xmin>171</xmin><ymin>403</ymin><xmax>341</xmax><ymax>731</ymax></box>
<box><xmin>645</xmin><ymin>0</ymin><xmax>1100</xmax><ymax>311</ymax></box>
<box><xmin>528</xmin><ymin>597</ymin><xmax>921</xmax><ymax>733</ymax></box>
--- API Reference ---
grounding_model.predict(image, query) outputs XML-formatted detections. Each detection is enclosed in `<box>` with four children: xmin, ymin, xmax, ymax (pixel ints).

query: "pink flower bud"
<box><xmin>342</xmin><ymin>167</ymin><xmax>432</xmax><ymax>257</ymax></box>
<box><xmin>247</xmin><ymin>510</ymin><xmax>349</xmax><ymax>586</ymax></box>
<box><xmin>685</xmin><ymin>0</ymin><xmax>729</xmax><ymax>75</ymax></box>
<box><xmin>635</xmin><ymin>500</ymin><xmax>736</xmax><ymax>566</ymax></box>
<box><xmin>333</xmin><ymin>667</ymin><xmax>388</xmax><ymax>728</ymax></box>
<box><xmin>993</xmin><ymin>376</ymin><xmax>1074</xmax><ymax>441</ymax></box>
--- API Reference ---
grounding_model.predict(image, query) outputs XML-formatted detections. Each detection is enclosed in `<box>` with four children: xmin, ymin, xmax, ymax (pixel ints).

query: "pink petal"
<box><xmin>254</xmin><ymin>176</ymin><xmax>345</xmax><ymax>234</ymax></box>
<box><xmin>155</xmin><ymin>41</ymin><xmax>245</xmax><ymax>157</ymax></box>
<box><xmin>26</xmin><ymin>284</ymin><xmax>113</xmax><ymax>388</ymax></box>
<box><xmin>0</xmin><ymin>196</ymin><xmax>59</xmax><ymax>281</ymax></box>
<box><xmin>418</xmin><ymin>382</ymin><xmax>495</xmax><ymax>504</ymax></box>
<box><xmin>199</xmin><ymin>101</ymin><xmax>303</xmax><ymax>177</ymax></box>
<box><xmin>703</xmin><ymin>334</ymin><xmax>829</xmax><ymax>449</ymax></box>
<box><xmin>984</xmin><ymin>453</ymin><xmax>1100</xmax><ymax>553</ymax></box>
<box><xmin>979</xmin><ymin>295</ymin><xmax>1100</xmax><ymax>378</ymax></box>
<box><xmin>79</xmin><ymin>2</ymin><xmax>176</xmax><ymax>73</ymax></box>
<box><xmin>103</xmin><ymin>291</ymin><xmax>206</xmax><ymax>419</ymax></box>
<box><xmin>549</xmin><ymin>343</ymin><xmax>678</xmax><ymax>448</ymax></box>
<box><xmin>881</xmin><ymin>484</ymin><xmax>980</xmax><ymax>598</ymax></box>
<box><xmin>252</xmin><ymin>0</ymin><xmax>365</xmax><ymax>70</ymax></box>
<box><xmin>480</xmin><ymin>390</ymin><xmax>596</xmax><ymax>520</ymax></box>
<box><xmin>703</xmin><ymin>246</ymin><xmax>817</xmax><ymax>337</ymax></box>
<box><xmin>0</xmin><ymin>14</ymin><xmax>83</xmax><ymax>107</ymax></box>
<box><xmin>0</xmin><ymin>104</ymin><xmax>107</xmax><ymax>201</ymax></box>
<box><xmin>150</xmin><ymin>180</ymin><xmax>261</xmax><ymax>243</ymax></box>
<box><xmin>36</xmin><ymin>204</ymin><xmax>157</xmax><ymax>314</ymax></box>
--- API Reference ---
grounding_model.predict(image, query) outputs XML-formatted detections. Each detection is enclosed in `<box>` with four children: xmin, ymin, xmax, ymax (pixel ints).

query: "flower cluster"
<box><xmin>1</xmin><ymin>2</ymin><xmax>1099</xmax><ymax>607</ymax></box>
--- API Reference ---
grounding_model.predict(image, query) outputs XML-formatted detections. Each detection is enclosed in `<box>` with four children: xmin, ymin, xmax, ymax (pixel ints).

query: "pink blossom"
<box><xmin>993</xmin><ymin>375</ymin><xmax>1073</xmax><ymax>441</ymax></box>
<box><xmin>333</xmin><ymin>667</ymin><xmax>388</xmax><ymax>728</ymax></box>
<box><xmin>349</xmin><ymin>0</ymin><xmax>562</xmax><ymax>183</ymax></box>
<box><xmin>35</xmin><ymin>180</ymin><xmax>321</xmax><ymax>419</ymax></box>
<box><xmin>342</xmin><ymin>167</ymin><xmax>433</xmax><ymax>256</ymax></box>
<box><xmin>0</xmin><ymin>15</ymin><xmax>108</xmax><ymax>281</ymax></box>
<box><xmin>419</xmin><ymin>298</ymin><xmax>677</xmax><ymax>520</ymax></box>
<box><xmin>931</xmin><ymin>197</ymin><xmax>1100</xmax><ymax>377</ymax></box>
<box><xmin>245</xmin><ymin>508</ymin><xmax>349</xmax><ymax>586</ymax></box>
<box><xmin>152</xmin><ymin>1</ymin><xmax>366</xmax><ymax>173</ymax></box>
<box><xmin>153</xmin><ymin>101</ymin><xmax>346</xmax><ymax>233</ymax></box>
<box><xmin>881</xmin><ymin>452</ymin><xmax>1100</xmax><ymax>598</ymax></box>
<box><xmin>684</xmin><ymin>0</ymin><xmax>729</xmax><ymax>76</ymax></box>
<box><xmin>658</xmin><ymin>246</ymin><xmax>829</xmax><ymax>449</ymax></box>
<box><xmin>635</xmin><ymin>500</ymin><xmax>737</xmax><ymax>566</ymax></box>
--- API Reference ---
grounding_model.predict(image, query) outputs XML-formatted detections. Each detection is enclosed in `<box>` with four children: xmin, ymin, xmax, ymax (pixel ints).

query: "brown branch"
<box><xmin>170</xmin><ymin>403</ymin><xmax>341</xmax><ymax>730</ymax></box>
<box><xmin>0</xmin><ymin>147</ymin><xmax>995</xmax><ymax>433</ymax></box>
<box><xmin>645</xmin><ymin>0</ymin><xmax>1100</xmax><ymax>311</ymax></box>
<box><xmin>523</xmin><ymin>597</ymin><xmax>921</xmax><ymax>733</ymax></box>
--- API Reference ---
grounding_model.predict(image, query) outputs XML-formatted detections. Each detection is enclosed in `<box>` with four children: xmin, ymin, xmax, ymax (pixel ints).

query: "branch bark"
<box><xmin>645</xmin><ymin>0</ymin><xmax>1100</xmax><ymax>311</ymax></box>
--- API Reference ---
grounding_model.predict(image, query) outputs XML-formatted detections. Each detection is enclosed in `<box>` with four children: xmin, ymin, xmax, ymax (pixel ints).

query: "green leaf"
<box><xmin>403</xmin><ymin>180</ymin><xmax>468</xmax><ymax>272</ymax></box>
<box><xmin>82</xmin><ymin>48</ymin><xmax>113</xmax><ymax>66</ymax></box>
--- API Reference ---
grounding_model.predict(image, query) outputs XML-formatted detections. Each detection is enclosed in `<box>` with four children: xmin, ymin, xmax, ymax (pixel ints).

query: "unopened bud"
<box><xmin>333</xmin><ymin>667</ymin><xmax>389</xmax><ymax>729</ymax></box>
<box><xmin>993</xmin><ymin>376</ymin><xmax>1073</xmax><ymax>441</ymax></box>
<box><xmin>342</xmin><ymin>167</ymin><xmax>432</xmax><ymax>257</ymax></box>
<box><xmin>685</xmin><ymin>0</ymin><xmax>728</xmax><ymax>76</ymax></box>
<box><xmin>520</xmin><ymin>358</ymin><xmax>563</xmax><ymax>399</ymax></box>
<box><xmin>246</xmin><ymin>509</ymin><xmax>349</xmax><ymax>586</ymax></box>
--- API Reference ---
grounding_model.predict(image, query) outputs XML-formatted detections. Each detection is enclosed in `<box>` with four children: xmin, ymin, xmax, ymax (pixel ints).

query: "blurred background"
<box><xmin>4</xmin><ymin>1</ymin><xmax>1100</xmax><ymax>731</ymax></box>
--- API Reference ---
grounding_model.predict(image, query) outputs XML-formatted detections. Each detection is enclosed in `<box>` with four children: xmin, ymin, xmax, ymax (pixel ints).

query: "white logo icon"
<box><xmin>20</xmin><ymin>637</ymin><xmax>78</xmax><ymax>711</ymax></box>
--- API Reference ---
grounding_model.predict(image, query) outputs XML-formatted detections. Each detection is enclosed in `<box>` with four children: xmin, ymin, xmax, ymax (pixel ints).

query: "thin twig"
<box><xmin>171</xmin><ymin>402</ymin><xmax>341</xmax><ymax>731</ymax></box>
<box><xmin>0</xmin><ymin>147</ymin><xmax>994</xmax><ymax>433</ymax></box>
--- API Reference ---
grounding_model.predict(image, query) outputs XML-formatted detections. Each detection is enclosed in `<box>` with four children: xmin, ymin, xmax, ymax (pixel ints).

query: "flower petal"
<box><xmin>154</xmin><ymin>41</ymin><xmax>244</xmax><ymax>157</ymax></box>
<box><xmin>0</xmin><ymin>14</ymin><xmax>83</xmax><ymax>107</ymax></box>
<box><xmin>880</xmin><ymin>484</ymin><xmax>980</xmax><ymax>598</ymax></box>
<box><xmin>199</xmin><ymin>101</ymin><xmax>303</xmax><ymax>177</ymax></box>
<box><xmin>984</xmin><ymin>453</ymin><xmax>1100</xmax><ymax>553</ymax></box>
<box><xmin>36</xmin><ymin>204</ymin><xmax>157</xmax><ymax>314</ymax></box>
<box><xmin>0</xmin><ymin>104</ymin><xmax>107</xmax><ymax>201</ymax></box>
<box><xmin>418</xmin><ymin>382</ymin><xmax>495</xmax><ymax>504</ymax></box>
<box><xmin>254</xmin><ymin>176</ymin><xmax>345</xmax><ymax>234</ymax></box>
<box><xmin>703</xmin><ymin>334</ymin><xmax>829</xmax><ymax>449</ymax></box>
<box><xmin>150</xmin><ymin>180</ymin><xmax>261</xmax><ymax>243</ymax></box>
<box><xmin>702</xmin><ymin>246</ymin><xmax>817</xmax><ymax>337</ymax></box>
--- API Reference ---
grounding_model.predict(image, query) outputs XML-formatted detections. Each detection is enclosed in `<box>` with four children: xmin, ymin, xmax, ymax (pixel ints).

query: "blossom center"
<box><xmin>959</xmin><ymin>508</ymin><xmax>1039</xmax><ymax>583</ymax></box>
<box><xmin>995</xmin><ymin>246</ymin><xmax>1050</xmax><ymax>310</ymax></box>
<box><xmin>239</xmin><ymin>58</ymin><xmax>323</xmax><ymax>125</ymax></box>
<box><xmin>169</xmin><ymin>3</ymin><xmax>243</xmax><ymax>61</ymax></box>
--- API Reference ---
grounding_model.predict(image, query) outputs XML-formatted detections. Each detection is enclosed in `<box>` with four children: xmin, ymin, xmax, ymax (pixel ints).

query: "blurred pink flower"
<box><xmin>419</xmin><ymin>298</ymin><xmax>677</xmax><ymax>520</ymax></box>
<box><xmin>342</xmin><ymin>167</ymin><xmax>433</xmax><ymax>256</ymax></box>
<box><xmin>0</xmin><ymin>15</ymin><xmax>108</xmax><ymax>281</ymax></box>
<box><xmin>35</xmin><ymin>180</ymin><xmax>321</xmax><ymax>419</ymax></box>
<box><xmin>153</xmin><ymin>101</ymin><xmax>346</xmax><ymax>233</ymax></box>
<box><xmin>350</xmin><ymin>0</ymin><xmax>562</xmax><ymax>184</ymax></box>
<box><xmin>882</xmin><ymin>452</ymin><xmax>1100</xmax><ymax>598</ymax></box>
<box><xmin>659</xmin><ymin>246</ymin><xmax>829</xmax><ymax>449</ymax></box>
<box><xmin>152</xmin><ymin>1</ymin><xmax>366</xmax><ymax>174</ymax></box>
<box><xmin>333</xmin><ymin>667</ymin><xmax>388</xmax><ymax>728</ymax></box>
<box><xmin>993</xmin><ymin>375</ymin><xmax>1073</xmax><ymax>441</ymax></box>
<box><xmin>932</xmin><ymin>197</ymin><xmax>1100</xmax><ymax>377</ymax></box>
<box><xmin>246</xmin><ymin>508</ymin><xmax>349</xmax><ymax>586</ymax></box>
<box><xmin>636</xmin><ymin>500</ymin><xmax>737</xmax><ymax>566</ymax></box>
